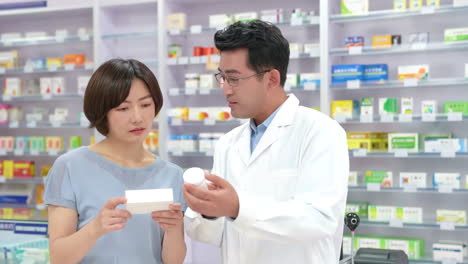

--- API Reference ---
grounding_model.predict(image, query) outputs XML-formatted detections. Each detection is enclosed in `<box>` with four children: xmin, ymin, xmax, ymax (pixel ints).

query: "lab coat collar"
<box><xmin>237</xmin><ymin>94</ymin><xmax>300</xmax><ymax>166</ymax></box>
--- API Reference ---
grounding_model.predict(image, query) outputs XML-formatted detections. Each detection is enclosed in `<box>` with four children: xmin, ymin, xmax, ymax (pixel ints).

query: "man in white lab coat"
<box><xmin>183</xmin><ymin>20</ymin><xmax>349</xmax><ymax>264</ymax></box>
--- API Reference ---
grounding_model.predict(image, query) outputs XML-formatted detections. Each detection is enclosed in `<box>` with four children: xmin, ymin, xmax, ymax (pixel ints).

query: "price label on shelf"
<box><xmin>290</xmin><ymin>50</ymin><xmax>299</xmax><ymax>59</ymax></box>
<box><xmin>422</xmin><ymin>114</ymin><xmax>436</xmax><ymax>122</ymax></box>
<box><xmin>0</xmin><ymin>149</ymin><xmax>6</xmax><ymax>156</ymax></box>
<box><xmin>48</xmin><ymin>149</ymin><xmax>58</xmax><ymax>156</ymax></box>
<box><xmin>185</xmin><ymin>88</ymin><xmax>196</xmax><ymax>95</ymax></box>
<box><xmin>441</xmin><ymin>260</ymin><xmax>457</xmax><ymax>264</ymax></box>
<box><xmin>189</xmin><ymin>56</ymin><xmax>201</xmax><ymax>64</ymax></box>
<box><xmin>167</xmin><ymin>58</ymin><xmax>177</xmax><ymax>65</ymax></box>
<box><xmin>2</xmin><ymin>95</ymin><xmax>12</xmax><ymax>101</ymax></box>
<box><xmin>404</xmin><ymin>78</ymin><xmax>418</xmax><ymax>87</ymax></box>
<box><xmin>30</xmin><ymin>149</ymin><xmax>39</xmax><ymax>156</ymax></box>
<box><xmin>55</xmin><ymin>36</ymin><xmax>65</xmax><ymax>43</ymax></box>
<box><xmin>26</xmin><ymin>121</ymin><xmax>37</xmax><ymax>128</ymax></box>
<box><xmin>200</xmin><ymin>56</ymin><xmax>208</xmax><ymax>63</ymax></box>
<box><xmin>411</xmin><ymin>43</ymin><xmax>427</xmax><ymax>50</ymax></box>
<box><xmin>389</xmin><ymin>219</ymin><xmax>403</xmax><ymax>228</ymax></box>
<box><xmin>304</xmin><ymin>82</ymin><xmax>317</xmax><ymax>91</ymax></box>
<box><xmin>199</xmin><ymin>88</ymin><xmax>211</xmax><ymax>95</ymax></box>
<box><xmin>421</xmin><ymin>6</ymin><xmax>435</xmax><ymax>14</ymax></box>
<box><xmin>9</xmin><ymin>121</ymin><xmax>19</xmax><ymax>128</ymax></box>
<box><xmin>284</xmin><ymin>83</ymin><xmax>292</xmax><ymax>92</ymax></box>
<box><xmin>441</xmin><ymin>150</ymin><xmax>456</xmax><ymax>158</ymax></box>
<box><xmin>394</xmin><ymin>149</ymin><xmax>408</xmax><ymax>158</ymax></box>
<box><xmin>178</xmin><ymin>57</ymin><xmax>188</xmax><ymax>65</ymax></box>
<box><xmin>348</xmin><ymin>46</ymin><xmax>363</xmax><ymax>55</ymax></box>
<box><xmin>403</xmin><ymin>185</ymin><xmax>417</xmax><ymax>193</ymax></box>
<box><xmin>171</xmin><ymin>119</ymin><xmax>182</xmax><ymax>126</ymax></box>
<box><xmin>398</xmin><ymin>114</ymin><xmax>413</xmax><ymax>122</ymax></box>
<box><xmin>353</xmin><ymin>149</ymin><xmax>367</xmax><ymax>157</ymax></box>
<box><xmin>290</xmin><ymin>17</ymin><xmax>303</xmax><ymax>26</ymax></box>
<box><xmin>0</xmin><ymin>176</ymin><xmax>6</xmax><ymax>183</ymax></box>
<box><xmin>381</xmin><ymin>114</ymin><xmax>395</xmax><ymax>123</ymax></box>
<box><xmin>80</xmin><ymin>119</ymin><xmax>90</xmax><ymax>127</ymax></box>
<box><xmin>79</xmin><ymin>34</ymin><xmax>90</xmax><ymax>41</ymax></box>
<box><xmin>190</xmin><ymin>25</ymin><xmax>202</xmax><ymax>34</ymax></box>
<box><xmin>204</xmin><ymin>118</ymin><xmax>216</xmax><ymax>126</ymax></box>
<box><xmin>47</xmin><ymin>65</ymin><xmax>58</xmax><ymax>72</ymax></box>
<box><xmin>172</xmin><ymin>150</ymin><xmax>183</xmax><ymax>156</ymax></box>
<box><xmin>51</xmin><ymin>121</ymin><xmax>62</xmax><ymax>128</ymax></box>
<box><xmin>24</xmin><ymin>65</ymin><xmax>33</xmax><ymax>73</ymax></box>
<box><xmin>334</xmin><ymin>114</ymin><xmax>347</xmax><ymax>123</ymax></box>
<box><xmin>439</xmin><ymin>221</ymin><xmax>455</xmax><ymax>231</ymax></box>
<box><xmin>346</xmin><ymin>80</ymin><xmax>360</xmax><ymax>89</ymax></box>
<box><xmin>308</xmin><ymin>48</ymin><xmax>320</xmax><ymax>58</ymax></box>
<box><xmin>85</xmin><ymin>62</ymin><xmax>94</xmax><ymax>70</ymax></box>
<box><xmin>64</xmin><ymin>64</ymin><xmax>75</xmax><ymax>71</ymax></box>
<box><xmin>36</xmin><ymin>204</ymin><xmax>47</xmax><ymax>211</ymax></box>
<box><xmin>42</xmin><ymin>94</ymin><xmax>52</xmax><ymax>100</ymax></box>
<box><xmin>4</xmin><ymin>40</ymin><xmax>13</xmax><ymax>46</ymax></box>
<box><xmin>309</xmin><ymin>16</ymin><xmax>320</xmax><ymax>25</ymax></box>
<box><xmin>367</xmin><ymin>183</ymin><xmax>381</xmax><ymax>192</ymax></box>
<box><xmin>447</xmin><ymin>112</ymin><xmax>463</xmax><ymax>121</ymax></box>
<box><xmin>360</xmin><ymin>114</ymin><xmax>373</xmax><ymax>123</ymax></box>
<box><xmin>0</xmin><ymin>67</ymin><xmax>5</xmax><ymax>74</ymax></box>
<box><xmin>210</xmin><ymin>55</ymin><xmax>220</xmax><ymax>63</ymax></box>
<box><xmin>438</xmin><ymin>186</ymin><xmax>453</xmax><ymax>193</ymax></box>
<box><xmin>169</xmin><ymin>88</ymin><xmax>179</xmax><ymax>96</ymax></box>
<box><xmin>169</xmin><ymin>29</ymin><xmax>180</xmax><ymax>35</ymax></box>
<box><xmin>204</xmin><ymin>150</ymin><xmax>214</xmax><ymax>157</ymax></box>
<box><xmin>14</xmin><ymin>149</ymin><xmax>24</xmax><ymax>156</ymax></box>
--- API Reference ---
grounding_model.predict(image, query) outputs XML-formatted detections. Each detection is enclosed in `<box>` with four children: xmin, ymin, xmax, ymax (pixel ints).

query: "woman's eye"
<box><xmin>116</xmin><ymin>107</ymin><xmax>128</xmax><ymax>111</ymax></box>
<box><xmin>142</xmin><ymin>104</ymin><xmax>152</xmax><ymax>108</ymax></box>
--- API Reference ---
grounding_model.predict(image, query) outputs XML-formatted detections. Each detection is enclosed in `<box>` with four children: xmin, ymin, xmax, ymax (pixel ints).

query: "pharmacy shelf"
<box><xmin>0</xmin><ymin>203</ymin><xmax>36</xmax><ymax>209</ymax></box>
<box><xmin>169</xmin><ymin>151</ymin><xmax>213</xmax><ymax>157</ymax></box>
<box><xmin>0</xmin><ymin>94</ymin><xmax>83</xmax><ymax>102</ymax></box>
<box><xmin>101</xmin><ymin>31</ymin><xmax>157</xmax><ymax>39</ymax></box>
<box><xmin>330</xmin><ymin>78</ymin><xmax>468</xmax><ymax>91</ymax></box>
<box><xmin>0</xmin><ymin>177</ymin><xmax>44</xmax><ymax>184</ymax></box>
<box><xmin>168</xmin><ymin>17</ymin><xmax>320</xmax><ymax>36</ymax></box>
<box><xmin>168</xmin><ymin>53</ymin><xmax>318</xmax><ymax>66</ymax></box>
<box><xmin>336</xmin><ymin>114</ymin><xmax>468</xmax><ymax>125</ymax></box>
<box><xmin>330</xmin><ymin>41</ymin><xmax>468</xmax><ymax>57</ymax></box>
<box><xmin>169</xmin><ymin>119</ymin><xmax>243</xmax><ymax>127</ymax></box>
<box><xmin>0</xmin><ymin>65</ymin><xmax>93</xmax><ymax>75</ymax></box>
<box><xmin>0</xmin><ymin>35</ymin><xmax>92</xmax><ymax>48</ymax></box>
<box><xmin>350</xmin><ymin>150</ymin><xmax>468</xmax><ymax>159</ymax></box>
<box><xmin>0</xmin><ymin>151</ymin><xmax>65</xmax><ymax>158</ymax></box>
<box><xmin>168</xmin><ymin>86</ymin><xmax>319</xmax><ymax>96</ymax></box>
<box><xmin>348</xmin><ymin>185</ymin><xmax>468</xmax><ymax>194</ymax></box>
<box><xmin>359</xmin><ymin>219</ymin><xmax>468</xmax><ymax>231</ymax></box>
<box><xmin>0</xmin><ymin>122</ymin><xmax>87</xmax><ymax>129</ymax></box>
<box><xmin>330</xmin><ymin>4</ymin><xmax>468</xmax><ymax>23</ymax></box>
<box><xmin>410</xmin><ymin>259</ymin><xmax>468</xmax><ymax>264</ymax></box>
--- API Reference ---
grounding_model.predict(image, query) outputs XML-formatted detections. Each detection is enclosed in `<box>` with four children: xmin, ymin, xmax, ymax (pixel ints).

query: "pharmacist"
<box><xmin>183</xmin><ymin>20</ymin><xmax>349</xmax><ymax>264</ymax></box>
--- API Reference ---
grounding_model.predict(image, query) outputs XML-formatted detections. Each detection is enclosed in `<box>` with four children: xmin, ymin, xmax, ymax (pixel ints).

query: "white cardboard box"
<box><xmin>125</xmin><ymin>188</ymin><xmax>173</xmax><ymax>214</ymax></box>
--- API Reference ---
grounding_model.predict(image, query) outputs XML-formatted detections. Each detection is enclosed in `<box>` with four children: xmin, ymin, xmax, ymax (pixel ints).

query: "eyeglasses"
<box><xmin>214</xmin><ymin>70</ymin><xmax>271</xmax><ymax>87</ymax></box>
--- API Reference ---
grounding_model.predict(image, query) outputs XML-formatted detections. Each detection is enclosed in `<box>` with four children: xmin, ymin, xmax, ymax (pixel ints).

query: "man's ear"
<box><xmin>268</xmin><ymin>69</ymin><xmax>281</xmax><ymax>89</ymax></box>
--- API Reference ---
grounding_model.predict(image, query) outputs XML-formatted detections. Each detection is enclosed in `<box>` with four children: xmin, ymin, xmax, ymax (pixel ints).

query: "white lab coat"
<box><xmin>184</xmin><ymin>94</ymin><xmax>349</xmax><ymax>264</ymax></box>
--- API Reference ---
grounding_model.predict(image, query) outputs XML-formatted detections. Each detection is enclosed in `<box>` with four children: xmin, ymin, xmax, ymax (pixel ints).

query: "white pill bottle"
<box><xmin>183</xmin><ymin>167</ymin><xmax>208</xmax><ymax>190</ymax></box>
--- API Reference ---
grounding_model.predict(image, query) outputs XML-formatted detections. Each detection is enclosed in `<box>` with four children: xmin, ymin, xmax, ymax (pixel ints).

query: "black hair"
<box><xmin>214</xmin><ymin>20</ymin><xmax>290</xmax><ymax>87</ymax></box>
<box><xmin>83</xmin><ymin>58</ymin><xmax>163</xmax><ymax>135</ymax></box>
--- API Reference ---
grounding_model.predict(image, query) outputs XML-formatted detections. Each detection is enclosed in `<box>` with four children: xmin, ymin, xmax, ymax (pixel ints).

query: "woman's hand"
<box><xmin>91</xmin><ymin>197</ymin><xmax>132</xmax><ymax>237</ymax></box>
<box><xmin>151</xmin><ymin>203</ymin><xmax>183</xmax><ymax>232</ymax></box>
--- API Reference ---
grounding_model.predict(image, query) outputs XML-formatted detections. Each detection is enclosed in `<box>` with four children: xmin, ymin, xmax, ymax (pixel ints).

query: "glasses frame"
<box><xmin>214</xmin><ymin>69</ymin><xmax>271</xmax><ymax>87</ymax></box>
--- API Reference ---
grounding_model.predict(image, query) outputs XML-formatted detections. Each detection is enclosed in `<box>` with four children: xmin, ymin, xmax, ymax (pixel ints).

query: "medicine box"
<box><xmin>379</xmin><ymin>98</ymin><xmax>398</xmax><ymax>115</ymax></box>
<box><xmin>398</xmin><ymin>65</ymin><xmax>429</xmax><ymax>80</ymax></box>
<box><xmin>424</xmin><ymin>138</ymin><xmax>467</xmax><ymax>153</ymax></box>
<box><xmin>300</xmin><ymin>73</ymin><xmax>320</xmax><ymax>88</ymax></box>
<box><xmin>365</xmin><ymin>171</ymin><xmax>393</xmax><ymax>187</ymax></box>
<box><xmin>363</xmin><ymin>64</ymin><xmax>388</xmax><ymax>83</ymax></box>
<box><xmin>167</xmin><ymin>13</ymin><xmax>187</xmax><ymax>30</ymax></box>
<box><xmin>346</xmin><ymin>202</ymin><xmax>369</xmax><ymax>218</ymax></box>
<box><xmin>401</xmin><ymin>97</ymin><xmax>413</xmax><ymax>114</ymax></box>
<box><xmin>410</xmin><ymin>0</ymin><xmax>423</xmax><ymax>10</ymax></box>
<box><xmin>345</xmin><ymin>36</ymin><xmax>364</xmax><ymax>48</ymax></box>
<box><xmin>454</xmin><ymin>0</ymin><xmax>468</xmax><ymax>6</ymax></box>
<box><xmin>433</xmin><ymin>242</ymin><xmax>465</xmax><ymax>262</ymax></box>
<box><xmin>4</xmin><ymin>78</ymin><xmax>21</xmax><ymax>96</ymax></box>
<box><xmin>360</xmin><ymin>97</ymin><xmax>373</xmax><ymax>115</ymax></box>
<box><xmin>341</xmin><ymin>0</ymin><xmax>368</xmax><ymax>15</ymax></box>
<box><xmin>388</xmin><ymin>133</ymin><xmax>419</xmax><ymax>153</ymax></box>
<box><xmin>394</xmin><ymin>0</ymin><xmax>406</xmax><ymax>11</ymax></box>
<box><xmin>368</xmin><ymin>205</ymin><xmax>395</xmax><ymax>222</ymax></box>
<box><xmin>331</xmin><ymin>100</ymin><xmax>359</xmax><ymax>118</ymax></box>
<box><xmin>331</xmin><ymin>64</ymin><xmax>364</xmax><ymax>84</ymax></box>
<box><xmin>445</xmin><ymin>27</ymin><xmax>468</xmax><ymax>42</ymax></box>
<box><xmin>400</xmin><ymin>172</ymin><xmax>427</xmax><ymax>188</ymax></box>
<box><xmin>234</xmin><ymin>12</ymin><xmax>258</xmax><ymax>22</ymax></box>
<box><xmin>436</xmin><ymin>209</ymin><xmax>467</xmax><ymax>225</ymax></box>
<box><xmin>433</xmin><ymin>173</ymin><xmax>461</xmax><ymax>189</ymax></box>
<box><xmin>285</xmin><ymin>73</ymin><xmax>299</xmax><ymax>88</ymax></box>
<box><xmin>426</xmin><ymin>0</ymin><xmax>440</xmax><ymax>8</ymax></box>
<box><xmin>421</xmin><ymin>100</ymin><xmax>437</xmax><ymax>114</ymax></box>
<box><xmin>444</xmin><ymin>101</ymin><xmax>468</xmax><ymax>114</ymax></box>
<box><xmin>372</xmin><ymin>35</ymin><xmax>392</xmax><ymax>49</ymax></box>
<box><xmin>348</xmin><ymin>171</ymin><xmax>358</xmax><ymax>186</ymax></box>
<box><xmin>125</xmin><ymin>188</ymin><xmax>173</xmax><ymax>214</ymax></box>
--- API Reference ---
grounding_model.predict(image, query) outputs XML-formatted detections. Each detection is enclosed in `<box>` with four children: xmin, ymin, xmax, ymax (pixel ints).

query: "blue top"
<box><xmin>44</xmin><ymin>146</ymin><xmax>186</xmax><ymax>264</ymax></box>
<box><xmin>250</xmin><ymin>106</ymin><xmax>282</xmax><ymax>153</ymax></box>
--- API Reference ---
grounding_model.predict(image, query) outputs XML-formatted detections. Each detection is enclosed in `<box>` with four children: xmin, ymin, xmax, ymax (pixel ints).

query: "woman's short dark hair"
<box><xmin>214</xmin><ymin>20</ymin><xmax>290</xmax><ymax>87</ymax></box>
<box><xmin>83</xmin><ymin>58</ymin><xmax>163</xmax><ymax>136</ymax></box>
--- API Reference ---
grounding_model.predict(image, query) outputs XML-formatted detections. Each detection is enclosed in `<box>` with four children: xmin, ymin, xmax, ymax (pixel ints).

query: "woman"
<box><xmin>44</xmin><ymin>59</ymin><xmax>186</xmax><ymax>264</ymax></box>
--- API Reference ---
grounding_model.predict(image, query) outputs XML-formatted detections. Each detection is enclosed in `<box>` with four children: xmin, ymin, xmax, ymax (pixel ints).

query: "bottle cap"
<box><xmin>183</xmin><ymin>167</ymin><xmax>205</xmax><ymax>186</ymax></box>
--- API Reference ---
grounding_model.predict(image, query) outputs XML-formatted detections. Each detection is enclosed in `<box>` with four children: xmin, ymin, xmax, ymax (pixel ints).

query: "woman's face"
<box><xmin>106</xmin><ymin>78</ymin><xmax>155</xmax><ymax>144</ymax></box>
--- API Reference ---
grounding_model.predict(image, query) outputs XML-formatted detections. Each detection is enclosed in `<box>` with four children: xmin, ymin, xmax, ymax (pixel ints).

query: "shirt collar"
<box><xmin>249</xmin><ymin>104</ymin><xmax>283</xmax><ymax>133</ymax></box>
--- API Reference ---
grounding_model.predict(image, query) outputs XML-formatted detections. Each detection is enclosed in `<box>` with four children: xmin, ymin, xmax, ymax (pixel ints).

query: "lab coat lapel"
<box><xmin>236</xmin><ymin>124</ymin><xmax>251</xmax><ymax>166</ymax></box>
<box><xmin>248</xmin><ymin>94</ymin><xmax>299</xmax><ymax>165</ymax></box>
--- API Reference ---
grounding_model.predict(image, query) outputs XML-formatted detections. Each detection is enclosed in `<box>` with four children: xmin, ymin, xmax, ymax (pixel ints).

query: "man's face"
<box><xmin>217</xmin><ymin>48</ymin><xmax>269</xmax><ymax>119</ymax></box>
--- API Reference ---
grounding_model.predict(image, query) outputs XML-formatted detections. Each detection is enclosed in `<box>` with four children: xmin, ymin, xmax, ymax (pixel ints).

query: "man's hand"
<box><xmin>183</xmin><ymin>172</ymin><xmax>239</xmax><ymax>218</ymax></box>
